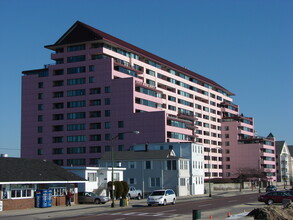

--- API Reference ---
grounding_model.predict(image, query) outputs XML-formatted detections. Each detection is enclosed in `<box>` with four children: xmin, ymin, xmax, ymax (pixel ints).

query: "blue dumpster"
<box><xmin>35</xmin><ymin>191</ymin><xmax>41</xmax><ymax>208</ymax></box>
<box><xmin>40</xmin><ymin>189</ymin><xmax>48</xmax><ymax>208</ymax></box>
<box><xmin>47</xmin><ymin>189</ymin><xmax>52</xmax><ymax>207</ymax></box>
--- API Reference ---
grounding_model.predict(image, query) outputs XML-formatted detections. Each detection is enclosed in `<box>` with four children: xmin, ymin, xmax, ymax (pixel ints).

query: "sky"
<box><xmin>0</xmin><ymin>0</ymin><xmax>292</xmax><ymax>157</ymax></box>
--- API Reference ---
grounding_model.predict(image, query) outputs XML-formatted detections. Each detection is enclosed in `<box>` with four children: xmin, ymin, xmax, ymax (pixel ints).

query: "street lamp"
<box><xmin>208</xmin><ymin>149</ymin><xmax>211</xmax><ymax>197</ymax></box>
<box><xmin>111</xmin><ymin>130</ymin><xmax>140</xmax><ymax>208</ymax></box>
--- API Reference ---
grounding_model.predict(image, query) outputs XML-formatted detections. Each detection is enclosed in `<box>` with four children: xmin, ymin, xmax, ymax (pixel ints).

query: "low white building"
<box><xmin>63</xmin><ymin>166</ymin><xmax>126</xmax><ymax>196</ymax></box>
<box><xmin>131</xmin><ymin>142</ymin><xmax>205</xmax><ymax>195</ymax></box>
<box><xmin>99</xmin><ymin>149</ymin><xmax>191</xmax><ymax>197</ymax></box>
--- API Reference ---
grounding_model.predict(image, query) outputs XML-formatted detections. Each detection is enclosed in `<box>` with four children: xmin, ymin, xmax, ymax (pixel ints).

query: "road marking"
<box><xmin>161</xmin><ymin>209</ymin><xmax>176</xmax><ymax>213</ymax></box>
<box><xmin>228</xmin><ymin>200</ymin><xmax>238</xmax><ymax>203</ymax></box>
<box><xmin>198</xmin><ymin>204</ymin><xmax>211</xmax><ymax>207</ymax></box>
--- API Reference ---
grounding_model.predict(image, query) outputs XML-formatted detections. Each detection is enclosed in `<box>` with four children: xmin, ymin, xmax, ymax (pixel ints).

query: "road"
<box><xmin>58</xmin><ymin>193</ymin><xmax>262</xmax><ymax>220</ymax></box>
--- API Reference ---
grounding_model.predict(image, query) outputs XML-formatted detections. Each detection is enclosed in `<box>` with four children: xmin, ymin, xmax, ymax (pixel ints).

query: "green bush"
<box><xmin>114</xmin><ymin>181</ymin><xmax>123</xmax><ymax>199</ymax></box>
<box><xmin>121</xmin><ymin>181</ymin><xmax>129</xmax><ymax>199</ymax></box>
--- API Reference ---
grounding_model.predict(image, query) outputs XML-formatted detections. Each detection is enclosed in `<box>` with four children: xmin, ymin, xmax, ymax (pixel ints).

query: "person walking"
<box><xmin>66</xmin><ymin>189</ymin><xmax>72</xmax><ymax>206</ymax></box>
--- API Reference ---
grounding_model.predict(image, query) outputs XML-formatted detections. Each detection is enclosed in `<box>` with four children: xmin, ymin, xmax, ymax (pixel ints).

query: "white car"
<box><xmin>147</xmin><ymin>189</ymin><xmax>176</xmax><ymax>206</ymax></box>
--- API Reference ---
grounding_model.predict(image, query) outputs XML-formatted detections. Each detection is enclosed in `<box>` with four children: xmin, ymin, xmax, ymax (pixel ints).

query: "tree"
<box><xmin>121</xmin><ymin>181</ymin><xmax>129</xmax><ymax>199</ymax></box>
<box><xmin>114</xmin><ymin>181</ymin><xmax>123</xmax><ymax>199</ymax></box>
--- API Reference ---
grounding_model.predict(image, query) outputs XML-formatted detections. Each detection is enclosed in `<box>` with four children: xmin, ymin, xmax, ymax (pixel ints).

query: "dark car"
<box><xmin>266</xmin><ymin>185</ymin><xmax>277</xmax><ymax>192</ymax></box>
<box><xmin>258</xmin><ymin>191</ymin><xmax>293</xmax><ymax>205</ymax></box>
<box><xmin>78</xmin><ymin>192</ymin><xmax>109</xmax><ymax>204</ymax></box>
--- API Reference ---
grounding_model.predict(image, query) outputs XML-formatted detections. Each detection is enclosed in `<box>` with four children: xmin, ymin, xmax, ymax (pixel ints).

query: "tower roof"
<box><xmin>45</xmin><ymin>21</ymin><xmax>234</xmax><ymax>96</ymax></box>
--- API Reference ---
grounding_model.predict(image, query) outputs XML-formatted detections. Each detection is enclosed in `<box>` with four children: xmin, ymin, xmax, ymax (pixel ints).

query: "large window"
<box><xmin>167</xmin><ymin>160</ymin><xmax>177</xmax><ymax>170</ymax></box>
<box><xmin>150</xmin><ymin>177</ymin><xmax>161</xmax><ymax>187</ymax></box>
<box><xmin>11</xmin><ymin>184</ymin><xmax>33</xmax><ymax>198</ymax></box>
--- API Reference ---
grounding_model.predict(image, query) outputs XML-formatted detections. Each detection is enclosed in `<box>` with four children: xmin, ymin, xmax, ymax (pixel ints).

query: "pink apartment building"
<box><xmin>221</xmin><ymin>102</ymin><xmax>276</xmax><ymax>181</ymax></box>
<box><xmin>21</xmin><ymin>21</ymin><xmax>276</xmax><ymax>181</ymax></box>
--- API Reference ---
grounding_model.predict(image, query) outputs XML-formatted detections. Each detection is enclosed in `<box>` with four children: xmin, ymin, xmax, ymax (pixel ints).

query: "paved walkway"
<box><xmin>0</xmin><ymin>189</ymin><xmax>262</xmax><ymax>220</ymax></box>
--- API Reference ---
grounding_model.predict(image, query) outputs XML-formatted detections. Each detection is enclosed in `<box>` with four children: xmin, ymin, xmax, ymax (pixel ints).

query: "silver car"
<box><xmin>147</xmin><ymin>189</ymin><xmax>176</xmax><ymax>206</ymax></box>
<box><xmin>78</xmin><ymin>192</ymin><xmax>109</xmax><ymax>204</ymax></box>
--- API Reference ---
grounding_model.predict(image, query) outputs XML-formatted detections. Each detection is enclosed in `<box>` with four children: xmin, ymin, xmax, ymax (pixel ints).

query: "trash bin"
<box><xmin>193</xmin><ymin>209</ymin><xmax>201</xmax><ymax>219</ymax></box>
<box><xmin>35</xmin><ymin>191</ymin><xmax>41</xmax><ymax>208</ymax></box>
<box><xmin>40</xmin><ymin>189</ymin><xmax>48</xmax><ymax>208</ymax></box>
<box><xmin>120</xmin><ymin>198</ymin><xmax>126</xmax><ymax>207</ymax></box>
<box><xmin>47</xmin><ymin>189</ymin><xmax>52</xmax><ymax>207</ymax></box>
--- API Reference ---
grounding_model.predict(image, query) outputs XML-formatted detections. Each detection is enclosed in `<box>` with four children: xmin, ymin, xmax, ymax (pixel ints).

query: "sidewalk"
<box><xmin>0</xmin><ymin>189</ymin><xmax>261</xmax><ymax>220</ymax></box>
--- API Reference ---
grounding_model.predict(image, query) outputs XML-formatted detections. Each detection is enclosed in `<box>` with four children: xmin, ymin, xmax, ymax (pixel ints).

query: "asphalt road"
<box><xmin>56</xmin><ymin>193</ymin><xmax>262</xmax><ymax>220</ymax></box>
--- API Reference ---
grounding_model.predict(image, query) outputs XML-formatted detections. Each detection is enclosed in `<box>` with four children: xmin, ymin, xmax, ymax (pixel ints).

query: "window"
<box><xmin>150</xmin><ymin>177</ymin><xmax>161</xmax><ymax>187</ymax></box>
<box><xmin>52</xmin><ymin>137</ymin><xmax>64</xmax><ymax>143</ymax></box>
<box><xmin>53</xmin><ymin>91</ymin><xmax>64</xmax><ymax>98</ymax></box>
<box><xmin>53</xmin><ymin>148</ymin><xmax>64</xmax><ymax>154</ymax></box>
<box><xmin>37</xmin><ymin>148</ymin><xmax>43</xmax><ymax>155</ymax></box>
<box><xmin>50</xmin><ymin>187</ymin><xmax>66</xmax><ymax>196</ymax></box>
<box><xmin>105</xmin><ymin>110</ymin><xmax>111</xmax><ymax>117</ymax></box>
<box><xmin>67</xmin><ymin>66</ymin><xmax>86</xmax><ymax>74</ymax></box>
<box><xmin>105</xmin><ymin>122</ymin><xmax>111</xmax><ymax>129</ymax></box>
<box><xmin>38</xmin><ymin>93</ymin><xmax>43</xmax><ymax>100</ymax></box>
<box><xmin>118</xmin><ymin>145</ymin><xmax>124</xmax><ymax>151</ymax></box>
<box><xmin>67</xmin><ymin>147</ymin><xmax>86</xmax><ymax>154</ymax></box>
<box><xmin>90</xmin><ymin>99</ymin><xmax>101</xmax><ymax>106</ymax></box>
<box><xmin>90</xmin><ymin>146</ymin><xmax>101</xmax><ymax>153</ymax></box>
<box><xmin>67</xmin><ymin>112</ymin><xmax>86</xmax><ymax>119</ymax></box>
<box><xmin>67</xmin><ymin>159</ymin><xmax>85</xmax><ymax>166</ymax></box>
<box><xmin>145</xmin><ymin>161</ymin><xmax>152</xmax><ymax>169</ymax></box>
<box><xmin>129</xmin><ymin>161</ymin><xmax>136</xmax><ymax>169</ymax></box>
<box><xmin>67</xmin><ymin>101</ymin><xmax>86</xmax><ymax>108</ymax></box>
<box><xmin>105</xmin><ymin>134</ymin><xmax>111</xmax><ymax>140</ymax></box>
<box><xmin>38</xmin><ymin>82</ymin><xmax>44</xmax><ymax>88</ymax></box>
<box><xmin>67</xmin><ymin>44</ymin><xmax>85</xmax><ymax>52</ymax></box>
<box><xmin>88</xmin><ymin>173</ymin><xmax>97</xmax><ymax>182</ymax></box>
<box><xmin>53</xmin><ymin>114</ymin><xmax>64</xmax><ymax>120</ymax></box>
<box><xmin>53</xmin><ymin>80</ymin><xmax>64</xmax><ymax>87</ymax></box>
<box><xmin>118</xmin><ymin>121</ymin><xmax>124</xmax><ymax>128</ymax></box>
<box><xmin>129</xmin><ymin>178</ymin><xmax>136</xmax><ymax>185</ymax></box>
<box><xmin>90</xmin><ymin>135</ymin><xmax>101</xmax><ymax>141</ymax></box>
<box><xmin>37</xmin><ymin>126</ymin><xmax>43</xmax><ymax>133</ymax></box>
<box><xmin>67</xmin><ymin>55</ymin><xmax>86</xmax><ymax>63</ymax></box>
<box><xmin>180</xmin><ymin>178</ymin><xmax>186</xmax><ymax>186</ymax></box>
<box><xmin>67</xmin><ymin>89</ymin><xmax>86</xmax><ymax>96</ymax></box>
<box><xmin>11</xmin><ymin>185</ymin><xmax>33</xmax><ymax>198</ymax></box>
<box><xmin>67</xmin><ymin>78</ymin><xmax>86</xmax><ymax>85</ymax></box>
<box><xmin>90</xmin><ymin>123</ymin><xmax>101</xmax><ymax>129</ymax></box>
<box><xmin>90</xmin><ymin>88</ymin><xmax>101</xmax><ymax>94</ymax></box>
<box><xmin>53</xmin><ymin>125</ymin><xmax>64</xmax><ymax>131</ymax></box>
<box><xmin>90</xmin><ymin>111</ymin><xmax>101</xmax><ymax>118</ymax></box>
<box><xmin>105</xmin><ymin>86</ymin><xmax>110</xmax><ymax>93</ymax></box>
<box><xmin>67</xmin><ymin>124</ymin><xmax>86</xmax><ymax>131</ymax></box>
<box><xmin>167</xmin><ymin>160</ymin><xmax>177</xmax><ymax>170</ymax></box>
<box><xmin>105</xmin><ymin>98</ymin><xmax>111</xmax><ymax>105</ymax></box>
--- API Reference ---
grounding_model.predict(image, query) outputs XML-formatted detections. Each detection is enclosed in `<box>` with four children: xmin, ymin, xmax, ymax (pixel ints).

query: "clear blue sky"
<box><xmin>0</xmin><ymin>0</ymin><xmax>292</xmax><ymax>157</ymax></box>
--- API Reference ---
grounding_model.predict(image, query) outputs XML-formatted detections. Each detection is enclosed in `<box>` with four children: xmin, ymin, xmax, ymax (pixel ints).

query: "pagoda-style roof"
<box><xmin>45</xmin><ymin>21</ymin><xmax>234</xmax><ymax>96</ymax></box>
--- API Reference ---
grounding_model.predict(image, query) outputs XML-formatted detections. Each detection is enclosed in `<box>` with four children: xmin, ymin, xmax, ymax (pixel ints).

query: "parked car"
<box><xmin>266</xmin><ymin>185</ymin><xmax>277</xmax><ymax>192</ymax></box>
<box><xmin>78</xmin><ymin>192</ymin><xmax>109</xmax><ymax>204</ymax></box>
<box><xmin>258</xmin><ymin>191</ymin><xmax>293</xmax><ymax>205</ymax></box>
<box><xmin>128</xmin><ymin>186</ymin><xmax>143</xmax><ymax>200</ymax></box>
<box><xmin>147</xmin><ymin>189</ymin><xmax>176</xmax><ymax>206</ymax></box>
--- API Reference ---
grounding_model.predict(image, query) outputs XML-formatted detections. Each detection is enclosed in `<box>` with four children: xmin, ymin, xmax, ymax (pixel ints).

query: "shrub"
<box><xmin>121</xmin><ymin>181</ymin><xmax>129</xmax><ymax>199</ymax></box>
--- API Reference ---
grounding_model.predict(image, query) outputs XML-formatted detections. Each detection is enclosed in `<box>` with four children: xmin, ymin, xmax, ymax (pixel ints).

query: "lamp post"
<box><xmin>208</xmin><ymin>149</ymin><xmax>211</xmax><ymax>197</ymax></box>
<box><xmin>111</xmin><ymin>130</ymin><xmax>139</xmax><ymax>208</ymax></box>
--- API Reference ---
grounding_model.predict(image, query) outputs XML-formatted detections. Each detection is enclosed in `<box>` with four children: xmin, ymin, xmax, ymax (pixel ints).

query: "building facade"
<box><xmin>221</xmin><ymin>102</ymin><xmax>276</xmax><ymax>182</ymax></box>
<box><xmin>21</xmin><ymin>21</ymin><xmax>276</xmax><ymax>181</ymax></box>
<box><xmin>63</xmin><ymin>166</ymin><xmax>125</xmax><ymax>195</ymax></box>
<box><xmin>275</xmin><ymin>141</ymin><xmax>292</xmax><ymax>184</ymax></box>
<box><xmin>99</xmin><ymin>149</ymin><xmax>191</xmax><ymax>196</ymax></box>
<box><xmin>131</xmin><ymin>142</ymin><xmax>204</xmax><ymax>195</ymax></box>
<box><xmin>21</xmin><ymin>21</ymin><xmax>234</xmax><ymax>178</ymax></box>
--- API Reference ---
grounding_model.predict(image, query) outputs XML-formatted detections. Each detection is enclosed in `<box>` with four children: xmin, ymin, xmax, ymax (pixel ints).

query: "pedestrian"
<box><xmin>66</xmin><ymin>189</ymin><xmax>72</xmax><ymax>206</ymax></box>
